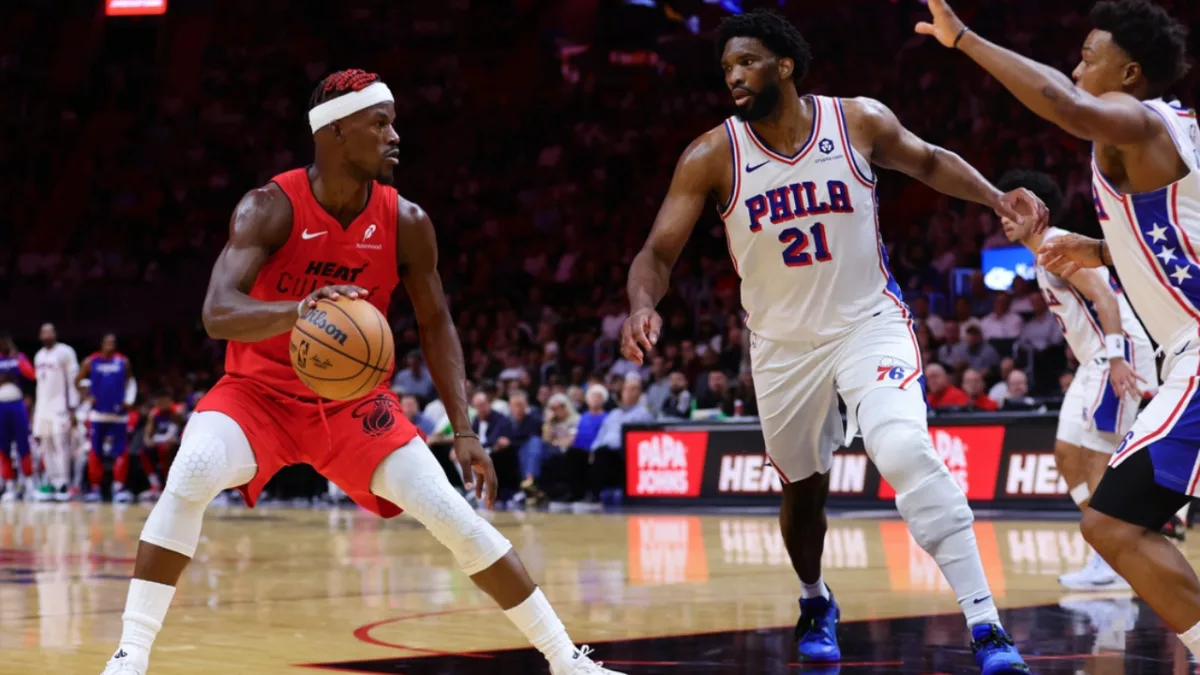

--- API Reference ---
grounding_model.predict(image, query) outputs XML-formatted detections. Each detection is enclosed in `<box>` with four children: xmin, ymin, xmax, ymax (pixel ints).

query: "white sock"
<box><xmin>801</xmin><ymin>577</ymin><xmax>830</xmax><ymax>600</ymax></box>
<box><xmin>113</xmin><ymin>481</ymin><xmax>125</xmax><ymax>492</ymax></box>
<box><xmin>503</xmin><ymin>588</ymin><xmax>576</xmax><ymax>664</ymax></box>
<box><xmin>1180</xmin><ymin>622</ymin><xmax>1200</xmax><ymax>657</ymax></box>
<box><xmin>932</xmin><ymin>527</ymin><xmax>1001</xmax><ymax>628</ymax></box>
<box><xmin>117</xmin><ymin>579</ymin><xmax>176</xmax><ymax>660</ymax></box>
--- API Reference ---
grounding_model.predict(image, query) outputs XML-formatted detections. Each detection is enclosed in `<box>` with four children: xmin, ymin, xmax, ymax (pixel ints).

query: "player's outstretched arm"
<box><xmin>397</xmin><ymin>198</ymin><xmax>498</xmax><ymax>508</ymax></box>
<box><xmin>915</xmin><ymin>0</ymin><xmax>1161</xmax><ymax>146</ymax></box>
<box><xmin>623</xmin><ymin>129</ymin><xmax>725</xmax><ymax>363</ymax></box>
<box><xmin>849</xmin><ymin>97</ymin><xmax>1046</xmax><ymax>227</ymax></box>
<box><xmin>202</xmin><ymin>186</ymin><xmax>366</xmax><ymax>342</ymax></box>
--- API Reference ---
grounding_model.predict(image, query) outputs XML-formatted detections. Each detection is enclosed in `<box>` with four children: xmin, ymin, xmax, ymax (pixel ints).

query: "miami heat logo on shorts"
<box><xmin>351</xmin><ymin>395</ymin><xmax>402</xmax><ymax>437</ymax></box>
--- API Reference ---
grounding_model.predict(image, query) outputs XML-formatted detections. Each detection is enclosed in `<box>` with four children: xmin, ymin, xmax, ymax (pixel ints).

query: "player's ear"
<box><xmin>1122</xmin><ymin>61</ymin><xmax>1142</xmax><ymax>89</ymax></box>
<box><xmin>330</xmin><ymin>120</ymin><xmax>345</xmax><ymax>141</ymax></box>
<box><xmin>779</xmin><ymin>56</ymin><xmax>794</xmax><ymax>81</ymax></box>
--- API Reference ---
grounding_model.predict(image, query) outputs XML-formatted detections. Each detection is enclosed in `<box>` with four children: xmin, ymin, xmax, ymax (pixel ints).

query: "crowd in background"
<box><xmin>5</xmin><ymin>1</ymin><xmax>1200</xmax><ymax>506</ymax></box>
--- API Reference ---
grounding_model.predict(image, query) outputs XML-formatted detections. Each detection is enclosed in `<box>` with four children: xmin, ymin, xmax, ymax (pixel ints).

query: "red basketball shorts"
<box><xmin>194</xmin><ymin>375</ymin><xmax>418</xmax><ymax>517</ymax></box>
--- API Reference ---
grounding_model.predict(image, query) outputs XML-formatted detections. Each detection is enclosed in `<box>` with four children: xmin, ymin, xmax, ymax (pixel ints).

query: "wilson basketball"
<box><xmin>289</xmin><ymin>296</ymin><xmax>394</xmax><ymax>401</ymax></box>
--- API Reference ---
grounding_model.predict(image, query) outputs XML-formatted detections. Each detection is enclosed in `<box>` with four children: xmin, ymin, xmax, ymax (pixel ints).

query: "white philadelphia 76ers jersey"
<box><xmin>720</xmin><ymin>96</ymin><xmax>907</xmax><ymax>343</ymax></box>
<box><xmin>34</xmin><ymin>343</ymin><xmax>79</xmax><ymax>419</ymax></box>
<box><xmin>1092</xmin><ymin>98</ymin><xmax>1200</xmax><ymax>350</ymax></box>
<box><xmin>1037</xmin><ymin>227</ymin><xmax>1153</xmax><ymax>364</ymax></box>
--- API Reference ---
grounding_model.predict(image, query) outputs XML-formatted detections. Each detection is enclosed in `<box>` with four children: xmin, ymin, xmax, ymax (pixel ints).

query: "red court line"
<box><xmin>351</xmin><ymin>607</ymin><xmax>496</xmax><ymax>658</ymax></box>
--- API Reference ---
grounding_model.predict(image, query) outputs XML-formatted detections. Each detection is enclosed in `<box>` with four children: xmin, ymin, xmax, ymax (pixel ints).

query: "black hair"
<box><xmin>716</xmin><ymin>9</ymin><xmax>812</xmax><ymax>83</ymax></box>
<box><xmin>1091</xmin><ymin>0</ymin><xmax>1189</xmax><ymax>95</ymax></box>
<box><xmin>308</xmin><ymin>69</ymin><xmax>382</xmax><ymax>110</ymax></box>
<box><xmin>996</xmin><ymin>169</ymin><xmax>1065</xmax><ymax>227</ymax></box>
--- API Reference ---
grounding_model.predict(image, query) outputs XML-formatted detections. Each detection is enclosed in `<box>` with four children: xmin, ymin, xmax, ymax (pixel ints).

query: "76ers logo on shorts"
<box><xmin>351</xmin><ymin>395</ymin><xmax>402</xmax><ymax>437</ymax></box>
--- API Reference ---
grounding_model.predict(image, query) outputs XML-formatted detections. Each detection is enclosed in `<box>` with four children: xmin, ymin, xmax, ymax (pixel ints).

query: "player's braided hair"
<box><xmin>1091</xmin><ymin>0</ymin><xmax>1189</xmax><ymax>96</ymax></box>
<box><xmin>996</xmin><ymin>170</ymin><xmax>1065</xmax><ymax>228</ymax></box>
<box><xmin>308</xmin><ymin>69</ymin><xmax>382</xmax><ymax>110</ymax></box>
<box><xmin>716</xmin><ymin>9</ymin><xmax>812</xmax><ymax>84</ymax></box>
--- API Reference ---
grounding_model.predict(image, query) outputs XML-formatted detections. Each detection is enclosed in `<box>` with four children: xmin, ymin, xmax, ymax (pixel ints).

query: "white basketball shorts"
<box><xmin>750</xmin><ymin>309</ymin><xmax>923</xmax><ymax>482</ymax></box>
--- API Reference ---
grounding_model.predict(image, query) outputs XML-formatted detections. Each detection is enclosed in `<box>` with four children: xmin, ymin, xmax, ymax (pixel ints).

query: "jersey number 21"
<box><xmin>779</xmin><ymin>222</ymin><xmax>832</xmax><ymax>267</ymax></box>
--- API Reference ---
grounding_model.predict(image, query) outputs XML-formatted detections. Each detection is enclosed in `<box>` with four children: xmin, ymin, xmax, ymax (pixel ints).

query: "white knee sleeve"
<box><xmin>141</xmin><ymin>412</ymin><xmax>257</xmax><ymax>558</ymax></box>
<box><xmin>370</xmin><ymin>439</ymin><xmax>512</xmax><ymax>576</ymax></box>
<box><xmin>859</xmin><ymin>388</ymin><xmax>973</xmax><ymax>553</ymax></box>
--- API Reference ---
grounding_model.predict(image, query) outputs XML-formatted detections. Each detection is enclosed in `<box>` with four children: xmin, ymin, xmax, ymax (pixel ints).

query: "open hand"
<box><xmin>620</xmin><ymin>308</ymin><xmax>663</xmax><ymax>366</ymax></box>
<box><xmin>915</xmin><ymin>0</ymin><xmax>968</xmax><ymax>48</ymax></box>
<box><xmin>1038</xmin><ymin>233</ymin><xmax>1106</xmax><ymax>278</ymax></box>
<box><xmin>455</xmin><ymin>435</ymin><xmax>498</xmax><ymax>510</ymax></box>
<box><xmin>1108</xmin><ymin>358</ymin><xmax>1146</xmax><ymax>400</ymax></box>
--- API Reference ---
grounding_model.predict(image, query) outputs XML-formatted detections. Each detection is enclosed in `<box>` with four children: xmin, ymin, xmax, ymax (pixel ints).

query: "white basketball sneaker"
<box><xmin>1059</xmin><ymin>552</ymin><xmax>1131</xmax><ymax>591</ymax></box>
<box><xmin>550</xmin><ymin>646</ymin><xmax>625</xmax><ymax>675</ymax></box>
<box><xmin>101</xmin><ymin>649</ymin><xmax>147</xmax><ymax>675</ymax></box>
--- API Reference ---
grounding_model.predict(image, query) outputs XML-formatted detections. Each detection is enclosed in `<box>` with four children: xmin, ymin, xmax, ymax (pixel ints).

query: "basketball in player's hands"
<box><xmin>290</xmin><ymin>296</ymin><xmax>394</xmax><ymax>400</ymax></box>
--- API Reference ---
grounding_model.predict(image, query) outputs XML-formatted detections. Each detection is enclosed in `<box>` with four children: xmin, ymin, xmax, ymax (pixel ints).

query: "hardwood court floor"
<box><xmin>0</xmin><ymin>502</ymin><xmax>1193</xmax><ymax>674</ymax></box>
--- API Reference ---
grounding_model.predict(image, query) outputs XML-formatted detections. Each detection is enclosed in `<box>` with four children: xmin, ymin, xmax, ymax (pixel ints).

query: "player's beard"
<box><xmin>733</xmin><ymin>81</ymin><xmax>782</xmax><ymax>122</ymax></box>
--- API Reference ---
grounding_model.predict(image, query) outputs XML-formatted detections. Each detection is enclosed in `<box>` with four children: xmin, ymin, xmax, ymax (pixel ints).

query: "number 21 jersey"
<box><xmin>721</xmin><ymin>95</ymin><xmax>904</xmax><ymax>344</ymax></box>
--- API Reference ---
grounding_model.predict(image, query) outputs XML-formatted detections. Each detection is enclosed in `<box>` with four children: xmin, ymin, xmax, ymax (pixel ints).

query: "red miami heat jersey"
<box><xmin>224</xmin><ymin>167</ymin><xmax>400</xmax><ymax>399</ymax></box>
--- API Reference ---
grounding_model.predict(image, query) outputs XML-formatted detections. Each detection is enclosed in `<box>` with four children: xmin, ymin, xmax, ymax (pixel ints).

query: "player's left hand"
<box><xmin>994</xmin><ymin>188</ymin><xmax>1049</xmax><ymax>231</ymax></box>
<box><xmin>915</xmin><ymin>0</ymin><xmax>968</xmax><ymax>48</ymax></box>
<box><xmin>1108</xmin><ymin>358</ymin><xmax>1146</xmax><ymax>400</ymax></box>
<box><xmin>1038</xmin><ymin>233</ymin><xmax>1106</xmax><ymax>277</ymax></box>
<box><xmin>455</xmin><ymin>435</ymin><xmax>498</xmax><ymax>510</ymax></box>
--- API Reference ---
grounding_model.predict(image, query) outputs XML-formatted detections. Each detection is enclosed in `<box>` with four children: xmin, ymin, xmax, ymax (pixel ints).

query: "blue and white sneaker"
<box><xmin>795</xmin><ymin>590</ymin><xmax>841</xmax><ymax>662</ymax></box>
<box><xmin>971</xmin><ymin>624</ymin><xmax>1031</xmax><ymax>674</ymax></box>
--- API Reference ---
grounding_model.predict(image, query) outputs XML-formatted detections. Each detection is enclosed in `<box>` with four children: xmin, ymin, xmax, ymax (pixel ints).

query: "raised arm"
<box><xmin>623</xmin><ymin>128</ymin><xmax>726</xmax><ymax>363</ymax></box>
<box><xmin>202</xmin><ymin>185</ymin><xmax>368</xmax><ymax>342</ymax></box>
<box><xmin>845</xmin><ymin>97</ymin><xmax>1046</xmax><ymax>225</ymax></box>
<box><xmin>915</xmin><ymin>0</ymin><xmax>1163</xmax><ymax>146</ymax></box>
<box><xmin>397</xmin><ymin>197</ymin><xmax>497</xmax><ymax>508</ymax></box>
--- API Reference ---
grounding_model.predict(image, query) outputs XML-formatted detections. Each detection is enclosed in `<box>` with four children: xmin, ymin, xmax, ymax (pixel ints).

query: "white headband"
<box><xmin>308</xmin><ymin>81</ymin><xmax>395</xmax><ymax>134</ymax></box>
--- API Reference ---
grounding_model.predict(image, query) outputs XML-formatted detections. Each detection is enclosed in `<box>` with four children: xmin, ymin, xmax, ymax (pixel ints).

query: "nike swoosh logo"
<box><xmin>972</xmin><ymin>596</ymin><xmax>992</xmax><ymax>604</ymax></box>
<box><xmin>1176</xmin><ymin>341</ymin><xmax>1190</xmax><ymax>355</ymax></box>
<box><xmin>746</xmin><ymin>161</ymin><xmax>770</xmax><ymax>173</ymax></box>
<box><xmin>301</xmin><ymin>229</ymin><xmax>327</xmax><ymax>240</ymax></box>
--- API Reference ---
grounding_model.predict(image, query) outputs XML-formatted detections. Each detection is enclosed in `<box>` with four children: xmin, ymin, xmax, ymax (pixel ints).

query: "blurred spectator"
<box><xmin>392</xmin><ymin>351</ymin><xmax>435</xmax><ymax>402</ymax></box>
<box><xmin>574</xmin><ymin>385</ymin><xmax>610</xmax><ymax>453</ymax></box>
<box><xmin>735</xmin><ymin>369</ymin><xmax>758</xmax><ymax>416</ymax></box>
<box><xmin>507</xmin><ymin>390</ymin><xmax>547</xmax><ymax>503</ymax></box>
<box><xmin>661</xmin><ymin>371</ymin><xmax>693</xmax><ymax>419</ymax></box>
<box><xmin>1000</xmin><ymin>370</ymin><xmax>1039</xmax><ymax>410</ymax></box>
<box><xmin>590</xmin><ymin>377</ymin><xmax>654</xmax><ymax>497</ymax></box>
<box><xmin>980</xmin><ymin>294</ymin><xmax>1024</xmax><ymax>341</ymax></box>
<box><xmin>944</xmin><ymin>325</ymin><xmax>1001</xmax><ymax>375</ymax></box>
<box><xmin>937</xmin><ymin>321</ymin><xmax>962</xmax><ymax>366</ymax></box>
<box><xmin>989</xmin><ymin>357</ymin><xmax>1017</xmax><ymax>401</ymax></box>
<box><xmin>953</xmin><ymin>298</ymin><xmax>984</xmax><ymax>336</ymax></box>
<box><xmin>911</xmin><ymin>296</ymin><xmax>945</xmax><ymax>341</ymax></box>
<box><xmin>695</xmin><ymin>370</ymin><xmax>735</xmax><ymax>416</ymax></box>
<box><xmin>966</xmin><ymin>273</ymin><xmax>994</xmax><ymax>317</ymax></box>
<box><xmin>961</xmin><ymin>369</ymin><xmax>998</xmax><ymax>411</ymax></box>
<box><xmin>567</xmin><ymin>385</ymin><xmax>585</xmax><ymax>412</ymax></box>
<box><xmin>471</xmin><ymin>392</ymin><xmax>516</xmax><ymax>494</ymax></box>
<box><xmin>915</xmin><ymin>323</ymin><xmax>938</xmax><ymax>368</ymax></box>
<box><xmin>1016</xmin><ymin>294</ymin><xmax>1062</xmax><ymax>351</ymax></box>
<box><xmin>540</xmin><ymin>393</ymin><xmax>580</xmax><ymax>501</ymax></box>
<box><xmin>926</xmin><ymin>363</ymin><xmax>969</xmax><ymax>409</ymax></box>
<box><xmin>401</xmin><ymin>394</ymin><xmax>435</xmax><ymax>438</ymax></box>
<box><xmin>1010</xmin><ymin>277</ymin><xmax>1036</xmax><ymax>314</ymax></box>
<box><xmin>644</xmin><ymin>355</ymin><xmax>672</xmax><ymax>413</ymax></box>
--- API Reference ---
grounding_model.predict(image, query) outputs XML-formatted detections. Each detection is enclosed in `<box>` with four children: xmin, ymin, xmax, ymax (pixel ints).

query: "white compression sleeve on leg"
<box><xmin>370</xmin><ymin>437</ymin><xmax>512</xmax><ymax>576</ymax></box>
<box><xmin>859</xmin><ymin>387</ymin><xmax>1000</xmax><ymax>628</ymax></box>
<box><xmin>139</xmin><ymin>412</ymin><xmax>257</xmax><ymax>558</ymax></box>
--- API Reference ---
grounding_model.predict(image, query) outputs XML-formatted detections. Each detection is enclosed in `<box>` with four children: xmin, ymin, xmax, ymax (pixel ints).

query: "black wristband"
<box><xmin>953</xmin><ymin>26</ymin><xmax>972</xmax><ymax>49</ymax></box>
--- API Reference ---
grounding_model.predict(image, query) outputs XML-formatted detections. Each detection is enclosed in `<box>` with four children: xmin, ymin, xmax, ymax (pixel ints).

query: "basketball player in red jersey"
<box><xmin>101</xmin><ymin>70</ymin><xmax>621</xmax><ymax>675</ymax></box>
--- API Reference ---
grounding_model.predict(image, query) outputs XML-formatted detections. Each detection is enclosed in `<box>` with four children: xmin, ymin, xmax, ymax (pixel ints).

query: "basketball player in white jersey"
<box><xmin>999</xmin><ymin>169</ymin><xmax>1158</xmax><ymax>590</ymax></box>
<box><xmin>620</xmin><ymin>10</ymin><xmax>1042</xmax><ymax>674</ymax></box>
<box><xmin>918</xmin><ymin>0</ymin><xmax>1200</xmax><ymax>656</ymax></box>
<box><xmin>33</xmin><ymin>323</ymin><xmax>79</xmax><ymax>503</ymax></box>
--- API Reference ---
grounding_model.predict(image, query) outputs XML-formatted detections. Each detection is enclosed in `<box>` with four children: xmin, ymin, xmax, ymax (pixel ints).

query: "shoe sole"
<box><xmin>1059</xmin><ymin>578</ymin><xmax>1131</xmax><ymax>592</ymax></box>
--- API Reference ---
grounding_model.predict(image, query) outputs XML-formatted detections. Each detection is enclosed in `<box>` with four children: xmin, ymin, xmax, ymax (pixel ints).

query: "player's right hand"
<box><xmin>302</xmin><ymin>285</ymin><xmax>370</xmax><ymax>312</ymax></box>
<box><xmin>1037</xmin><ymin>233</ymin><xmax>1106</xmax><ymax>278</ymax></box>
<box><xmin>914</xmin><ymin>0</ymin><xmax>968</xmax><ymax>48</ymax></box>
<box><xmin>621</xmin><ymin>308</ymin><xmax>663</xmax><ymax>366</ymax></box>
<box><xmin>1108</xmin><ymin>358</ymin><xmax>1146</xmax><ymax>400</ymax></box>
